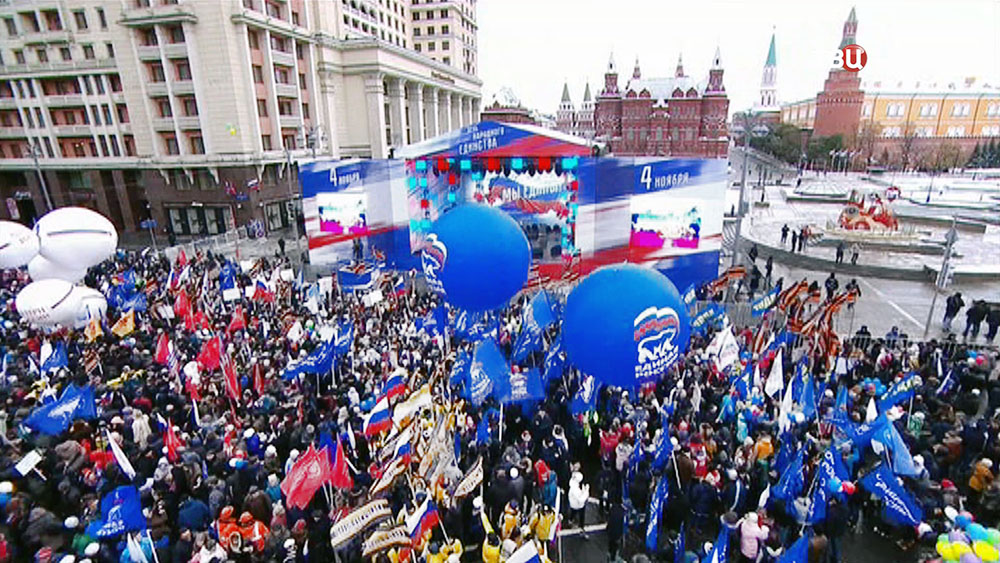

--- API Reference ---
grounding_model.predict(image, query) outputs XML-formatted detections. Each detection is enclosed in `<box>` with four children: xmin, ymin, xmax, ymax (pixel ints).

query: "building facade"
<box><xmin>410</xmin><ymin>0</ymin><xmax>477</xmax><ymax>75</ymax></box>
<box><xmin>780</xmin><ymin>7</ymin><xmax>1000</xmax><ymax>167</ymax></box>
<box><xmin>0</xmin><ymin>0</ymin><xmax>481</xmax><ymax>238</ymax></box>
<box><xmin>755</xmin><ymin>32</ymin><xmax>781</xmax><ymax>125</ymax></box>
<box><xmin>555</xmin><ymin>51</ymin><xmax>729</xmax><ymax>158</ymax></box>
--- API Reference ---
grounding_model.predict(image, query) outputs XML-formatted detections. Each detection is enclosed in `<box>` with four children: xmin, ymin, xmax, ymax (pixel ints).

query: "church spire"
<box><xmin>711</xmin><ymin>46</ymin><xmax>722</xmax><ymax>70</ymax></box>
<box><xmin>759</xmin><ymin>30</ymin><xmax>778</xmax><ymax>109</ymax></box>
<box><xmin>561</xmin><ymin>82</ymin><xmax>571</xmax><ymax>104</ymax></box>
<box><xmin>632</xmin><ymin>56</ymin><xmax>641</xmax><ymax>79</ymax></box>
<box><xmin>766</xmin><ymin>31</ymin><xmax>776</xmax><ymax>66</ymax></box>
<box><xmin>582</xmin><ymin>82</ymin><xmax>592</xmax><ymax>102</ymax></box>
<box><xmin>607</xmin><ymin>51</ymin><xmax>616</xmax><ymax>73</ymax></box>
<box><xmin>674</xmin><ymin>53</ymin><xmax>684</xmax><ymax>78</ymax></box>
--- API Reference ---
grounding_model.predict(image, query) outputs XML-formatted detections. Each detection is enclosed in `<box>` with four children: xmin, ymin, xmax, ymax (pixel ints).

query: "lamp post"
<box><xmin>27</xmin><ymin>142</ymin><xmax>54</xmax><ymax>212</ymax></box>
<box><xmin>729</xmin><ymin>109</ymin><xmax>769</xmax><ymax>267</ymax></box>
<box><xmin>284</xmin><ymin>147</ymin><xmax>306</xmax><ymax>267</ymax></box>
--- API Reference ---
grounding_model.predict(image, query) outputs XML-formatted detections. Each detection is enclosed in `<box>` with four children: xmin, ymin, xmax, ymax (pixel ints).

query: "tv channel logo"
<box><xmin>833</xmin><ymin>44</ymin><xmax>867</xmax><ymax>72</ymax></box>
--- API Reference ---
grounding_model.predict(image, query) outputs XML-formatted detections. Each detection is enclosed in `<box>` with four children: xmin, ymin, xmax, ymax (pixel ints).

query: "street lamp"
<box><xmin>283</xmin><ymin>147</ymin><xmax>306</xmax><ymax>267</ymax></box>
<box><xmin>27</xmin><ymin>142</ymin><xmax>54</xmax><ymax>212</ymax></box>
<box><xmin>729</xmin><ymin>109</ymin><xmax>770</xmax><ymax>267</ymax></box>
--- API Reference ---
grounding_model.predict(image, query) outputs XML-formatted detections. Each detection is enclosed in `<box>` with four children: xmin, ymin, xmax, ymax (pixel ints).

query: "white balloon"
<box><xmin>27</xmin><ymin>254</ymin><xmax>87</xmax><ymax>282</ymax></box>
<box><xmin>72</xmin><ymin>287</ymin><xmax>108</xmax><ymax>328</ymax></box>
<box><xmin>36</xmin><ymin>207</ymin><xmax>118</xmax><ymax>270</ymax></box>
<box><xmin>15</xmin><ymin>279</ymin><xmax>82</xmax><ymax>326</ymax></box>
<box><xmin>0</xmin><ymin>221</ymin><xmax>40</xmax><ymax>269</ymax></box>
<box><xmin>183</xmin><ymin>361</ymin><xmax>200</xmax><ymax>381</ymax></box>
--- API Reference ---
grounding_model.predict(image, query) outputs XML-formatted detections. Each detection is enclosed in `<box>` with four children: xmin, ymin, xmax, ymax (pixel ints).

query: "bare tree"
<box><xmin>898</xmin><ymin>121</ymin><xmax>918</xmax><ymax>171</ymax></box>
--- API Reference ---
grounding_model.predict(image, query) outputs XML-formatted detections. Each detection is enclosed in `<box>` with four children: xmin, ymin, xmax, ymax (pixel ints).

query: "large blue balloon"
<box><xmin>563</xmin><ymin>264</ymin><xmax>691</xmax><ymax>388</ymax></box>
<box><xmin>422</xmin><ymin>204</ymin><xmax>530</xmax><ymax>312</ymax></box>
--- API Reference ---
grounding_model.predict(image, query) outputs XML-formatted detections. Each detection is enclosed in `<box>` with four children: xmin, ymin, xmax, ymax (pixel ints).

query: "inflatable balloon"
<box><xmin>72</xmin><ymin>287</ymin><xmax>108</xmax><ymax>328</ymax></box>
<box><xmin>971</xmin><ymin>524</ymin><xmax>990</xmax><ymax>542</ymax></box>
<box><xmin>0</xmin><ymin>221</ymin><xmax>39</xmax><ymax>269</ymax></box>
<box><xmin>956</xmin><ymin>542</ymin><xmax>974</xmax><ymax>555</ymax></box>
<box><xmin>563</xmin><ymin>264</ymin><xmax>691</xmax><ymax>388</ymax></box>
<box><xmin>27</xmin><ymin>254</ymin><xmax>87</xmax><ymax>282</ymax></box>
<box><xmin>35</xmin><ymin>206</ymin><xmax>117</xmax><ymax>270</ymax></box>
<box><xmin>975</xmin><ymin>541</ymin><xmax>999</xmax><ymax>561</ymax></box>
<box><xmin>827</xmin><ymin>477</ymin><xmax>842</xmax><ymax>494</ymax></box>
<box><xmin>946</xmin><ymin>506</ymin><xmax>959</xmax><ymax>521</ymax></box>
<box><xmin>958</xmin><ymin>515</ymin><xmax>973</xmax><ymax>529</ymax></box>
<box><xmin>960</xmin><ymin>552</ymin><xmax>983</xmax><ymax>563</ymax></box>
<box><xmin>841</xmin><ymin>481</ymin><xmax>856</xmax><ymax>495</ymax></box>
<box><xmin>15</xmin><ymin>279</ymin><xmax>81</xmax><ymax>326</ymax></box>
<box><xmin>422</xmin><ymin>204</ymin><xmax>529</xmax><ymax>312</ymax></box>
<box><xmin>988</xmin><ymin>528</ymin><xmax>1000</xmax><ymax>546</ymax></box>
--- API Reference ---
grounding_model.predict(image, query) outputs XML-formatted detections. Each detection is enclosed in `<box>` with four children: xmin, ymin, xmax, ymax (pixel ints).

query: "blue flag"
<box><xmin>690</xmin><ymin>304</ymin><xmax>723</xmax><ymax>336</ymax></box>
<box><xmin>334</xmin><ymin>321</ymin><xmax>354</xmax><ymax>356</ymax></box>
<box><xmin>120</xmin><ymin>291</ymin><xmax>147</xmax><ymax>313</ymax></box>
<box><xmin>282</xmin><ymin>338</ymin><xmax>336</xmax><ymax>380</ymax></box>
<box><xmin>95</xmin><ymin>486</ymin><xmax>146</xmax><ymax>538</ymax></box>
<box><xmin>464</xmin><ymin>338</ymin><xmax>507</xmax><ymax>406</ymax></box>
<box><xmin>474</xmin><ymin>408</ymin><xmax>499</xmax><ymax>447</ymax></box>
<box><xmin>702</xmin><ymin>525</ymin><xmax>730</xmax><ymax>563</ymax></box>
<box><xmin>450</xmin><ymin>350</ymin><xmax>471</xmax><ymax>388</ymax></box>
<box><xmin>879</xmin><ymin>422</ymin><xmax>920</xmax><ymax>477</ymax></box>
<box><xmin>751</xmin><ymin>285</ymin><xmax>781</xmax><ymax>317</ymax></box>
<box><xmin>674</xmin><ymin>521</ymin><xmax>687</xmax><ymax>563</ymax></box>
<box><xmin>774</xmin><ymin>433</ymin><xmax>797</xmax><ymax>475</ymax></box>
<box><xmin>501</xmin><ymin>367</ymin><xmax>544</xmax><ymax>405</ymax></box>
<box><xmin>23</xmin><ymin>384</ymin><xmax>96</xmax><ymax>435</ymax></box>
<box><xmin>513</xmin><ymin>292</ymin><xmax>555</xmax><ymax>362</ymax></box>
<box><xmin>877</xmin><ymin>372</ymin><xmax>918</xmax><ymax>412</ymax></box>
<box><xmin>833</xmin><ymin>413</ymin><xmax>889</xmax><ymax>450</ymax></box>
<box><xmin>773</xmin><ymin>447</ymin><xmax>805</xmax><ymax>502</ymax></box>
<box><xmin>859</xmin><ymin>463</ymin><xmax>923</xmax><ymax>526</ymax></box>
<box><xmin>41</xmin><ymin>342</ymin><xmax>68</xmax><ymax>373</ymax></box>
<box><xmin>415</xmin><ymin>305</ymin><xmax>447</xmax><ymax>338</ymax></box>
<box><xmin>651</xmin><ymin>428</ymin><xmax>675</xmax><ymax>472</ymax></box>
<box><xmin>219</xmin><ymin>262</ymin><xmax>238</xmax><ymax>292</ymax></box>
<box><xmin>571</xmin><ymin>374</ymin><xmax>599</xmax><ymax>415</ymax></box>
<box><xmin>831</xmin><ymin>385</ymin><xmax>850</xmax><ymax>427</ymax></box>
<box><xmin>543</xmin><ymin>336</ymin><xmax>565</xmax><ymax>383</ymax></box>
<box><xmin>799</xmin><ymin>374</ymin><xmax>817</xmax><ymax>421</ymax></box>
<box><xmin>681</xmin><ymin>283</ymin><xmax>698</xmax><ymax>310</ymax></box>
<box><xmin>646</xmin><ymin>477</ymin><xmax>669</xmax><ymax>552</ymax></box>
<box><xmin>454</xmin><ymin>310</ymin><xmax>494</xmax><ymax>342</ymax></box>
<box><xmin>778</xmin><ymin>532</ymin><xmax>811</xmax><ymax>563</ymax></box>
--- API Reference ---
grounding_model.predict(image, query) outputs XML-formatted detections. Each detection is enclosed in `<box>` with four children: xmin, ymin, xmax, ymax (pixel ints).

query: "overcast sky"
<box><xmin>476</xmin><ymin>0</ymin><xmax>1000</xmax><ymax>116</ymax></box>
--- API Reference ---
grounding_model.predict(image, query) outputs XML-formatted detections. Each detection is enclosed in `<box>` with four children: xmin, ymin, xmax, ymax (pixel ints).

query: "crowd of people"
<box><xmin>0</xmin><ymin>245</ymin><xmax>998</xmax><ymax>563</ymax></box>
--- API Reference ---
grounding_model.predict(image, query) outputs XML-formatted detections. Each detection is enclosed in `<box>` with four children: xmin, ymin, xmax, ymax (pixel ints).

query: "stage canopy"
<box><xmin>394</xmin><ymin>121</ymin><xmax>599</xmax><ymax>160</ymax></box>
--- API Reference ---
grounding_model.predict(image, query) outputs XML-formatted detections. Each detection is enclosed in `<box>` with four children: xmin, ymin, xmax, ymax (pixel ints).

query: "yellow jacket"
<box><xmin>482</xmin><ymin>540</ymin><xmax>501</xmax><ymax>563</ymax></box>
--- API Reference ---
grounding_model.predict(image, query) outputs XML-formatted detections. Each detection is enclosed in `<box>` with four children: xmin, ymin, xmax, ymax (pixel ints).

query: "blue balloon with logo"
<box><xmin>563</xmin><ymin>264</ymin><xmax>690</xmax><ymax>389</ymax></box>
<box><xmin>422</xmin><ymin>204</ymin><xmax>530</xmax><ymax>312</ymax></box>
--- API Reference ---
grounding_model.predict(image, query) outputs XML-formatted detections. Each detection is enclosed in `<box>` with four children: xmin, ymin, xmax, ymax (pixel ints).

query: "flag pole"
<box><xmin>146</xmin><ymin>530</ymin><xmax>161</xmax><ymax>563</ymax></box>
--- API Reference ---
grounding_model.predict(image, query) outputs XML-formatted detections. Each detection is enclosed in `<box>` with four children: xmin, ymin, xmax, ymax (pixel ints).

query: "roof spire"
<box><xmin>675</xmin><ymin>52</ymin><xmax>684</xmax><ymax>78</ymax></box>
<box><xmin>711</xmin><ymin>46</ymin><xmax>722</xmax><ymax>70</ymax></box>
<box><xmin>632</xmin><ymin>56</ymin><xmax>641</xmax><ymax>79</ymax></box>
<box><xmin>582</xmin><ymin>82</ymin><xmax>592</xmax><ymax>102</ymax></box>
<box><xmin>765</xmin><ymin>30</ymin><xmax>776</xmax><ymax>66</ymax></box>
<box><xmin>839</xmin><ymin>6</ymin><xmax>858</xmax><ymax>49</ymax></box>
<box><xmin>561</xmin><ymin>81</ymin><xmax>571</xmax><ymax>103</ymax></box>
<box><xmin>607</xmin><ymin>51</ymin><xmax>616</xmax><ymax>73</ymax></box>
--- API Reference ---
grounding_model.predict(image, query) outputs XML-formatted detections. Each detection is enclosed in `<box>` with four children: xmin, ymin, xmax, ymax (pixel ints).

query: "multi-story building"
<box><xmin>480</xmin><ymin>87</ymin><xmax>536</xmax><ymax>125</ymax></box>
<box><xmin>410</xmin><ymin>0</ymin><xmax>477</xmax><ymax>75</ymax></box>
<box><xmin>554</xmin><ymin>51</ymin><xmax>729</xmax><ymax>158</ymax></box>
<box><xmin>0</xmin><ymin>0</ymin><xmax>481</xmax><ymax>238</ymax></box>
<box><xmin>781</xmin><ymin>8</ymin><xmax>1000</xmax><ymax>168</ymax></box>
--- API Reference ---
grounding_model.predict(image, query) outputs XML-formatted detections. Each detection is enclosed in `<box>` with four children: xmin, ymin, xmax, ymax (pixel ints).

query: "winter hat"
<box><xmin>84</xmin><ymin>543</ymin><xmax>100</xmax><ymax>557</ymax></box>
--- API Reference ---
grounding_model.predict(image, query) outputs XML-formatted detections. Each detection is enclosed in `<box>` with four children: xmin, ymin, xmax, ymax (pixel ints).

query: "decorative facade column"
<box><xmin>386</xmin><ymin>77</ymin><xmax>408</xmax><ymax>148</ymax></box>
<box><xmin>364</xmin><ymin>73</ymin><xmax>388</xmax><ymax>158</ymax></box>
<box><xmin>471</xmin><ymin>98</ymin><xmax>481</xmax><ymax>123</ymax></box>
<box><xmin>406</xmin><ymin>83</ymin><xmax>425</xmax><ymax>144</ymax></box>
<box><xmin>450</xmin><ymin>93</ymin><xmax>461</xmax><ymax>130</ymax></box>
<box><xmin>458</xmin><ymin>96</ymin><xmax>469</xmax><ymax>127</ymax></box>
<box><xmin>424</xmin><ymin>86</ymin><xmax>439</xmax><ymax>139</ymax></box>
<box><xmin>439</xmin><ymin>90</ymin><xmax>452</xmax><ymax>133</ymax></box>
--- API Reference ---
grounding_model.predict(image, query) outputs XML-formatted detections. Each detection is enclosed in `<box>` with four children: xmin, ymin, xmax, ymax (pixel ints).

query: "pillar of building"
<box><xmin>450</xmin><ymin>93</ymin><xmax>462</xmax><ymax>130</ymax></box>
<box><xmin>386</xmin><ymin>77</ymin><xmax>408</xmax><ymax>149</ymax></box>
<box><xmin>439</xmin><ymin>90</ymin><xmax>452</xmax><ymax>133</ymax></box>
<box><xmin>406</xmin><ymin>82</ymin><xmax>425</xmax><ymax>144</ymax></box>
<box><xmin>424</xmin><ymin>86</ymin><xmax>439</xmax><ymax>139</ymax></box>
<box><xmin>364</xmin><ymin>73</ymin><xmax>388</xmax><ymax>158</ymax></box>
<box><xmin>471</xmin><ymin>98</ymin><xmax>481</xmax><ymax>123</ymax></box>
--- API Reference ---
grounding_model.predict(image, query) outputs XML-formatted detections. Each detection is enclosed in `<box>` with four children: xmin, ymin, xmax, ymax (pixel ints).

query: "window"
<box><xmin>886</xmin><ymin>103</ymin><xmax>905</xmax><ymax>118</ymax></box>
<box><xmin>261</xmin><ymin>135</ymin><xmax>272</xmax><ymax>150</ymax></box>
<box><xmin>103</xmin><ymin>105</ymin><xmax>112</xmax><ymax>124</ymax></box>
<box><xmin>428</xmin><ymin>42</ymin><xmax>435</xmax><ymax>51</ymax></box>
<box><xmin>98</xmin><ymin>136</ymin><xmax>108</xmax><ymax>156</ymax></box>
<box><xmin>156</xmin><ymin>98</ymin><xmax>172</xmax><ymax>117</ymax></box>
<box><xmin>443</xmin><ymin>56</ymin><xmax>450</xmax><ymax>65</ymax></box>
<box><xmin>117</xmin><ymin>104</ymin><xmax>129</xmax><ymax>123</ymax></box>
<box><xmin>946</xmin><ymin>126</ymin><xmax>966</xmax><ymax>136</ymax></box>
<box><xmin>298</xmin><ymin>73</ymin><xmax>307</xmax><ymax>88</ymax></box>
<box><xmin>14</xmin><ymin>50</ymin><xmax>24</xmax><ymax>64</ymax></box>
<box><xmin>124</xmin><ymin>135</ymin><xmax>135</xmax><ymax>156</ymax></box>
<box><xmin>442</xmin><ymin>25</ymin><xmax>449</xmax><ymax>34</ymax></box>
<box><xmin>413</xmin><ymin>11</ymin><xmax>419</xmax><ymax>20</ymax></box>
<box><xmin>35</xmin><ymin>108</ymin><xmax>44</xmax><ymax>126</ymax></box>
<box><xmin>915</xmin><ymin>126</ymin><xmax>933</xmax><ymax>137</ymax></box>
<box><xmin>73</xmin><ymin>11</ymin><xmax>88</xmax><ymax>30</ymax></box>
<box><xmin>3</xmin><ymin>18</ymin><xmax>15</xmax><ymax>36</ymax></box>
<box><xmin>243</xmin><ymin>0</ymin><xmax>255</xmax><ymax>9</ymax></box>
<box><xmin>65</xmin><ymin>111</ymin><xmax>76</xmax><ymax>125</ymax></box>
<box><xmin>25</xmin><ymin>112</ymin><xmax>34</xmax><ymax>128</ymax></box>
<box><xmin>97</xmin><ymin>8</ymin><xmax>107</xmax><ymax>29</ymax></box>
<box><xmin>427</xmin><ymin>26</ymin><xmax>434</xmax><ymax>34</ymax></box>
<box><xmin>36</xmin><ymin>49</ymin><xmax>48</xmax><ymax>63</ymax></box>
<box><xmin>163</xmin><ymin>135</ymin><xmax>179</xmax><ymax>155</ymax></box>
<box><xmin>43</xmin><ymin>10</ymin><xmax>62</xmax><ymax>31</ymax></box>
<box><xmin>278</xmin><ymin>99</ymin><xmax>293</xmax><ymax>115</ymax></box>
<box><xmin>296</xmin><ymin>43</ymin><xmax>304</xmax><ymax>59</ymax></box>
<box><xmin>302</xmin><ymin>103</ymin><xmax>309</xmax><ymax>119</ymax></box>
<box><xmin>247</xmin><ymin>30</ymin><xmax>259</xmax><ymax>49</ymax></box>
<box><xmin>861</xmin><ymin>104</ymin><xmax>872</xmax><ymax>117</ymax></box>
<box><xmin>881</xmin><ymin>126</ymin><xmax>901</xmax><ymax>137</ymax></box>
<box><xmin>59</xmin><ymin>47</ymin><xmax>71</xmax><ymax>61</ymax></box>
<box><xmin>291</xmin><ymin>12</ymin><xmax>299</xmax><ymax>25</ymax></box>
<box><xmin>442</xmin><ymin>40</ymin><xmax>449</xmax><ymax>50</ymax></box>
<box><xmin>282</xmin><ymin>133</ymin><xmax>295</xmax><ymax>148</ymax></box>
<box><xmin>167</xmin><ymin>25</ymin><xmax>184</xmax><ymax>44</ymax></box>
<box><xmin>951</xmin><ymin>103</ymin><xmax>970</xmax><ymax>117</ymax></box>
<box><xmin>110</xmin><ymin>136</ymin><xmax>121</xmax><ymax>156</ymax></box>
<box><xmin>175</xmin><ymin>60</ymin><xmax>191</xmax><ymax>80</ymax></box>
<box><xmin>254</xmin><ymin>99</ymin><xmax>268</xmax><ymax>117</ymax></box>
<box><xmin>189</xmin><ymin>136</ymin><xmax>204</xmax><ymax>154</ymax></box>
<box><xmin>106</xmin><ymin>42</ymin><xmax>115</xmax><ymax>59</ymax></box>
<box><xmin>919</xmin><ymin>104</ymin><xmax>937</xmax><ymax>117</ymax></box>
<box><xmin>149</xmin><ymin>63</ymin><xmax>165</xmax><ymax>82</ymax></box>
<box><xmin>108</xmin><ymin>75</ymin><xmax>121</xmax><ymax>92</ymax></box>
<box><xmin>252</xmin><ymin>65</ymin><xmax>263</xmax><ymax>83</ymax></box>
<box><xmin>91</xmin><ymin>106</ymin><xmax>101</xmax><ymax>124</ymax></box>
<box><xmin>415</xmin><ymin>44</ymin><xmax>421</xmax><ymax>52</ymax></box>
<box><xmin>440</xmin><ymin>9</ymin><xmax>448</xmax><ymax>17</ymax></box>
<box><xmin>266</xmin><ymin>1</ymin><xmax>282</xmax><ymax>18</ymax></box>
<box><xmin>140</xmin><ymin>28</ymin><xmax>158</xmax><ymax>45</ymax></box>
<box><xmin>414</xmin><ymin>28</ymin><xmax>421</xmax><ymax>36</ymax></box>
<box><xmin>982</xmin><ymin>125</ymin><xmax>1000</xmax><ymax>136</ymax></box>
<box><xmin>274</xmin><ymin>67</ymin><xmax>290</xmax><ymax>84</ymax></box>
<box><xmin>181</xmin><ymin>97</ymin><xmax>198</xmax><ymax>116</ymax></box>
<box><xmin>270</xmin><ymin>35</ymin><xmax>287</xmax><ymax>52</ymax></box>
<box><xmin>83</xmin><ymin>45</ymin><xmax>94</xmax><ymax>59</ymax></box>
<box><xmin>22</xmin><ymin>12</ymin><xmax>40</xmax><ymax>33</ymax></box>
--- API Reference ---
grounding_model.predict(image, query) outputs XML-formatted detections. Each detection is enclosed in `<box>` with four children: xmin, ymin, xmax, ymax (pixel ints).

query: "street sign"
<box><xmin>140</xmin><ymin>219</ymin><xmax>157</xmax><ymax>230</ymax></box>
<box><xmin>945</xmin><ymin>227</ymin><xmax>958</xmax><ymax>246</ymax></box>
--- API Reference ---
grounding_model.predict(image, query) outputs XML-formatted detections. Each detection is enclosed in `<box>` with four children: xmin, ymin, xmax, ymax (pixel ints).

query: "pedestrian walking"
<box><xmin>825</xmin><ymin>272</ymin><xmax>839</xmax><ymax>301</ymax></box>
<box><xmin>748</xmin><ymin>244</ymin><xmax>759</xmax><ymax>264</ymax></box>
<box><xmin>845</xmin><ymin>278</ymin><xmax>861</xmax><ymax>309</ymax></box>
<box><xmin>789</xmin><ymin>231</ymin><xmax>798</xmax><ymax>254</ymax></box>
<box><xmin>780</xmin><ymin>224</ymin><xmax>789</xmax><ymax>246</ymax></box>
<box><xmin>798</xmin><ymin>227</ymin><xmax>807</xmax><ymax>252</ymax></box>
<box><xmin>943</xmin><ymin>292</ymin><xmax>965</xmax><ymax>332</ymax></box>
<box><xmin>850</xmin><ymin>242</ymin><xmax>861</xmax><ymax>265</ymax></box>
<box><xmin>986</xmin><ymin>306</ymin><xmax>1000</xmax><ymax>342</ymax></box>
<box><xmin>835</xmin><ymin>241</ymin><xmax>845</xmax><ymax>264</ymax></box>
<box><xmin>965</xmin><ymin>300</ymin><xmax>988</xmax><ymax>340</ymax></box>
<box><xmin>764</xmin><ymin>256</ymin><xmax>774</xmax><ymax>287</ymax></box>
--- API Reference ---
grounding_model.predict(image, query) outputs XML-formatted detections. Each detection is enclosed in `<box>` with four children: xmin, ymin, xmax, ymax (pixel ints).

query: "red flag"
<box><xmin>281</xmin><ymin>445</ymin><xmax>332</xmax><ymax>509</ymax></box>
<box><xmin>174</xmin><ymin>290</ymin><xmax>190</xmax><ymax>319</ymax></box>
<box><xmin>221</xmin><ymin>349</ymin><xmax>240</xmax><ymax>401</ymax></box>
<box><xmin>164</xmin><ymin>422</ymin><xmax>184</xmax><ymax>462</ymax></box>
<box><xmin>331</xmin><ymin>437</ymin><xmax>354</xmax><ymax>490</ymax></box>
<box><xmin>154</xmin><ymin>333</ymin><xmax>170</xmax><ymax>365</ymax></box>
<box><xmin>227</xmin><ymin>306</ymin><xmax>247</xmax><ymax>333</ymax></box>
<box><xmin>197</xmin><ymin>336</ymin><xmax>222</xmax><ymax>371</ymax></box>
<box><xmin>176</xmin><ymin>249</ymin><xmax>188</xmax><ymax>267</ymax></box>
<box><xmin>252</xmin><ymin>362</ymin><xmax>265</xmax><ymax>395</ymax></box>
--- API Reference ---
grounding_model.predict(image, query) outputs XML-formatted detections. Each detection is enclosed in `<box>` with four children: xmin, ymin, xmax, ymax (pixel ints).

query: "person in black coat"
<box><xmin>823</xmin><ymin>496</ymin><xmax>849</xmax><ymax>563</ymax></box>
<box><xmin>607</xmin><ymin>489</ymin><xmax>626</xmax><ymax>562</ymax></box>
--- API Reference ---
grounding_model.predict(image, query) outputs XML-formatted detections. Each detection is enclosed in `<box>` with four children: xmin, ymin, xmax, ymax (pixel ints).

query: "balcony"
<box><xmin>172</xmin><ymin>80</ymin><xmax>195</xmax><ymax>95</ymax></box>
<box><xmin>0</xmin><ymin>58</ymin><xmax>116</xmax><ymax>77</ymax></box>
<box><xmin>22</xmin><ymin>29</ymin><xmax>73</xmax><ymax>45</ymax></box>
<box><xmin>136</xmin><ymin>45</ymin><xmax>161</xmax><ymax>61</ymax></box>
<box><xmin>278</xmin><ymin>114</ymin><xmax>302</xmax><ymax>129</ymax></box>
<box><xmin>46</xmin><ymin>94</ymin><xmax>85</xmax><ymax>106</ymax></box>
<box><xmin>146</xmin><ymin>82</ymin><xmax>168</xmax><ymax>96</ymax></box>
<box><xmin>274</xmin><ymin>82</ymin><xmax>298</xmax><ymax>98</ymax></box>
<box><xmin>0</xmin><ymin>98</ymin><xmax>18</xmax><ymax>109</ymax></box>
<box><xmin>0</xmin><ymin>128</ymin><xmax>27</xmax><ymax>139</ymax></box>
<box><xmin>54</xmin><ymin>124</ymin><xmax>93</xmax><ymax>136</ymax></box>
<box><xmin>163</xmin><ymin>43</ymin><xmax>188</xmax><ymax>59</ymax></box>
<box><xmin>119</xmin><ymin>4</ymin><xmax>197</xmax><ymax>27</ymax></box>
<box><xmin>110</xmin><ymin>92</ymin><xmax>126</xmax><ymax>103</ymax></box>
<box><xmin>176</xmin><ymin>115</ymin><xmax>200</xmax><ymax>130</ymax></box>
<box><xmin>151</xmin><ymin>117</ymin><xmax>175</xmax><ymax>132</ymax></box>
<box><xmin>271</xmin><ymin>49</ymin><xmax>295</xmax><ymax>67</ymax></box>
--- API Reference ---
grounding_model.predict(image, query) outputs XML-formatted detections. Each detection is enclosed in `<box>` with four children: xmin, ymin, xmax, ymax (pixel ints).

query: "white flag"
<box><xmin>765</xmin><ymin>350</ymin><xmax>784</xmax><ymax>398</ymax></box>
<box><xmin>126</xmin><ymin>533</ymin><xmax>149</xmax><ymax>563</ymax></box>
<box><xmin>866</xmin><ymin>397</ymin><xmax>878</xmax><ymax>423</ymax></box>
<box><xmin>106</xmin><ymin>429</ymin><xmax>137</xmax><ymax>480</ymax></box>
<box><xmin>778</xmin><ymin>371</ymin><xmax>796</xmax><ymax>432</ymax></box>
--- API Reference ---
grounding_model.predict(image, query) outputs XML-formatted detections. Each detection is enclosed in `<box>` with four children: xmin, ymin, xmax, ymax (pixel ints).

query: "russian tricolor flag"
<box><xmin>394</xmin><ymin>440</ymin><xmax>412</xmax><ymax>465</ymax></box>
<box><xmin>363</xmin><ymin>397</ymin><xmax>392</xmax><ymax>438</ymax></box>
<box><xmin>393</xmin><ymin>277</ymin><xmax>406</xmax><ymax>296</ymax></box>
<box><xmin>380</xmin><ymin>373</ymin><xmax>407</xmax><ymax>402</ymax></box>
<box><xmin>405</xmin><ymin>497</ymin><xmax>440</xmax><ymax>541</ymax></box>
<box><xmin>507</xmin><ymin>539</ymin><xmax>542</xmax><ymax>563</ymax></box>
